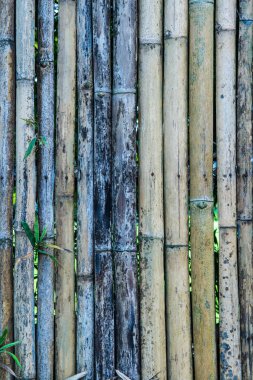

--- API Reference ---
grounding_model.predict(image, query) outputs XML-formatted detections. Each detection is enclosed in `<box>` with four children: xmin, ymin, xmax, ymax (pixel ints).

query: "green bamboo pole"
<box><xmin>237</xmin><ymin>0</ymin><xmax>253</xmax><ymax>378</ymax></box>
<box><xmin>189</xmin><ymin>1</ymin><xmax>217</xmax><ymax>379</ymax></box>
<box><xmin>164</xmin><ymin>0</ymin><xmax>193</xmax><ymax>378</ymax></box>
<box><xmin>0</xmin><ymin>1</ymin><xmax>15</xmax><ymax>378</ymax></box>
<box><xmin>139</xmin><ymin>0</ymin><xmax>167</xmax><ymax>379</ymax></box>
<box><xmin>216</xmin><ymin>0</ymin><xmax>241</xmax><ymax>378</ymax></box>
<box><xmin>112</xmin><ymin>0</ymin><xmax>139</xmax><ymax>378</ymax></box>
<box><xmin>55</xmin><ymin>1</ymin><xmax>76</xmax><ymax>378</ymax></box>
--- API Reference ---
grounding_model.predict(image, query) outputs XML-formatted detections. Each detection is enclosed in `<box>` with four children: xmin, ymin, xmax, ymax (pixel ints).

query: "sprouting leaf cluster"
<box><xmin>0</xmin><ymin>329</ymin><xmax>21</xmax><ymax>378</ymax></box>
<box><xmin>22</xmin><ymin>118</ymin><xmax>47</xmax><ymax>160</ymax></box>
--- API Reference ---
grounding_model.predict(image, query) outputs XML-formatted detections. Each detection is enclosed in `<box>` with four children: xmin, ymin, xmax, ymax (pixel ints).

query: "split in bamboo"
<box><xmin>237</xmin><ymin>0</ymin><xmax>253</xmax><ymax>378</ymax></box>
<box><xmin>112</xmin><ymin>0</ymin><xmax>139</xmax><ymax>378</ymax></box>
<box><xmin>55</xmin><ymin>1</ymin><xmax>76</xmax><ymax>378</ymax></box>
<box><xmin>216</xmin><ymin>0</ymin><xmax>241</xmax><ymax>378</ymax></box>
<box><xmin>0</xmin><ymin>0</ymin><xmax>15</xmax><ymax>378</ymax></box>
<box><xmin>37</xmin><ymin>1</ymin><xmax>55</xmax><ymax>379</ymax></box>
<box><xmin>93</xmin><ymin>1</ymin><xmax>114</xmax><ymax>379</ymax></box>
<box><xmin>189</xmin><ymin>0</ymin><xmax>217</xmax><ymax>379</ymax></box>
<box><xmin>14</xmin><ymin>0</ymin><xmax>36</xmax><ymax>378</ymax></box>
<box><xmin>76</xmin><ymin>0</ymin><xmax>94</xmax><ymax>378</ymax></box>
<box><xmin>139</xmin><ymin>1</ymin><xmax>167</xmax><ymax>379</ymax></box>
<box><xmin>163</xmin><ymin>0</ymin><xmax>193</xmax><ymax>378</ymax></box>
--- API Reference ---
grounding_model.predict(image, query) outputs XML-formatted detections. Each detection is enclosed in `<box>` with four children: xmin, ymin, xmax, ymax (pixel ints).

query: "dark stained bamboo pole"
<box><xmin>163</xmin><ymin>1</ymin><xmax>193</xmax><ymax>379</ymax></box>
<box><xmin>93</xmin><ymin>1</ymin><xmax>114</xmax><ymax>379</ymax></box>
<box><xmin>14</xmin><ymin>0</ymin><xmax>36</xmax><ymax>378</ymax></box>
<box><xmin>0</xmin><ymin>1</ymin><xmax>15</xmax><ymax>378</ymax></box>
<box><xmin>139</xmin><ymin>1</ymin><xmax>167</xmax><ymax>379</ymax></box>
<box><xmin>112</xmin><ymin>0</ymin><xmax>139</xmax><ymax>378</ymax></box>
<box><xmin>76</xmin><ymin>0</ymin><xmax>94</xmax><ymax>378</ymax></box>
<box><xmin>189</xmin><ymin>1</ymin><xmax>217</xmax><ymax>379</ymax></box>
<box><xmin>237</xmin><ymin>0</ymin><xmax>253</xmax><ymax>378</ymax></box>
<box><xmin>216</xmin><ymin>0</ymin><xmax>241</xmax><ymax>378</ymax></box>
<box><xmin>37</xmin><ymin>1</ymin><xmax>55</xmax><ymax>379</ymax></box>
<box><xmin>55</xmin><ymin>1</ymin><xmax>76</xmax><ymax>378</ymax></box>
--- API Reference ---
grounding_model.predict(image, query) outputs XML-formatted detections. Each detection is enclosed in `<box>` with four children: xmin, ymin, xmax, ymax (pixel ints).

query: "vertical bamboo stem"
<box><xmin>76</xmin><ymin>0</ymin><xmax>94</xmax><ymax>378</ymax></box>
<box><xmin>93</xmin><ymin>1</ymin><xmax>114</xmax><ymax>378</ymax></box>
<box><xmin>15</xmin><ymin>0</ymin><xmax>36</xmax><ymax>378</ymax></box>
<box><xmin>37</xmin><ymin>1</ymin><xmax>55</xmax><ymax>379</ymax></box>
<box><xmin>216</xmin><ymin>0</ymin><xmax>241</xmax><ymax>378</ymax></box>
<box><xmin>112</xmin><ymin>1</ymin><xmax>139</xmax><ymax>378</ymax></box>
<box><xmin>55</xmin><ymin>1</ymin><xmax>76</xmax><ymax>378</ymax></box>
<box><xmin>237</xmin><ymin>0</ymin><xmax>253</xmax><ymax>378</ymax></box>
<box><xmin>189</xmin><ymin>1</ymin><xmax>217</xmax><ymax>379</ymax></box>
<box><xmin>0</xmin><ymin>1</ymin><xmax>15</xmax><ymax>378</ymax></box>
<box><xmin>139</xmin><ymin>1</ymin><xmax>167</xmax><ymax>379</ymax></box>
<box><xmin>163</xmin><ymin>1</ymin><xmax>193</xmax><ymax>379</ymax></box>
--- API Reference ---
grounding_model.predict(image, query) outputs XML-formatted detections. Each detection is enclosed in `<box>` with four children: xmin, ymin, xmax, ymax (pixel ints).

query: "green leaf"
<box><xmin>38</xmin><ymin>250</ymin><xmax>58</xmax><ymax>265</ymax></box>
<box><xmin>0</xmin><ymin>341</ymin><xmax>21</xmax><ymax>351</ymax></box>
<box><xmin>39</xmin><ymin>227</ymin><xmax>47</xmax><ymax>242</ymax></box>
<box><xmin>4</xmin><ymin>351</ymin><xmax>22</xmax><ymax>368</ymax></box>
<box><xmin>45</xmin><ymin>243</ymin><xmax>72</xmax><ymax>253</ymax></box>
<box><xmin>21</xmin><ymin>222</ymin><xmax>35</xmax><ymax>247</ymax></box>
<box><xmin>38</xmin><ymin>136</ymin><xmax>47</xmax><ymax>146</ymax></box>
<box><xmin>24</xmin><ymin>137</ymin><xmax>37</xmax><ymax>160</ymax></box>
<box><xmin>34</xmin><ymin>214</ymin><xmax>40</xmax><ymax>243</ymax></box>
<box><xmin>0</xmin><ymin>329</ymin><xmax>8</xmax><ymax>346</ymax></box>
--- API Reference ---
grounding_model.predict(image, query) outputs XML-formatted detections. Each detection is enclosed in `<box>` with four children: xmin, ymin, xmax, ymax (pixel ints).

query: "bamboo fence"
<box><xmin>0</xmin><ymin>1</ymin><xmax>252</xmax><ymax>379</ymax></box>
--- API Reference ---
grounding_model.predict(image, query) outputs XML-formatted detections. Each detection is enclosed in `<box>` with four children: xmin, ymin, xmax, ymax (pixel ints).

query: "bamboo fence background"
<box><xmin>0</xmin><ymin>0</ymin><xmax>252</xmax><ymax>379</ymax></box>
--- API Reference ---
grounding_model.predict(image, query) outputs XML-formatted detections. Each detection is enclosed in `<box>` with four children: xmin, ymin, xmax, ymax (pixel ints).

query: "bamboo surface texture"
<box><xmin>237</xmin><ymin>0</ymin><xmax>253</xmax><ymax>378</ymax></box>
<box><xmin>112</xmin><ymin>0</ymin><xmax>139</xmax><ymax>378</ymax></box>
<box><xmin>189</xmin><ymin>1</ymin><xmax>217</xmax><ymax>379</ymax></box>
<box><xmin>139</xmin><ymin>1</ymin><xmax>167</xmax><ymax>379</ymax></box>
<box><xmin>0</xmin><ymin>1</ymin><xmax>15</xmax><ymax>379</ymax></box>
<box><xmin>55</xmin><ymin>1</ymin><xmax>76</xmax><ymax>378</ymax></box>
<box><xmin>216</xmin><ymin>0</ymin><xmax>241</xmax><ymax>378</ymax></box>
<box><xmin>163</xmin><ymin>0</ymin><xmax>193</xmax><ymax>378</ymax></box>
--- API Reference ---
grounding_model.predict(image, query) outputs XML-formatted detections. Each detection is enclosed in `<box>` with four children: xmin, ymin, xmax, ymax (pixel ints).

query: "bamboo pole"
<box><xmin>112</xmin><ymin>1</ymin><xmax>139</xmax><ymax>378</ymax></box>
<box><xmin>14</xmin><ymin>0</ymin><xmax>36</xmax><ymax>378</ymax></box>
<box><xmin>93</xmin><ymin>1</ymin><xmax>114</xmax><ymax>378</ymax></box>
<box><xmin>237</xmin><ymin>0</ymin><xmax>253</xmax><ymax>378</ymax></box>
<box><xmin>189</xmin><ymin>1</ymin><xmax>217</xmax><ymax>379</ymax></box>
<box><xmin>139</xmin><ymin>1</ymin><xmax>167</xmax><ymax>379</ymax></box>
<box><xmin>37</xmin><ymin>1</ymin><xmax>55</xmax><ymax>379</ymax></box>
<box><xmin>163</xmin><ymin>1</ymin><xmax>193</xmax><ymax>379</ymax></box>
<box><xmin>55</xmin><ymin>1</ymin><xmax>76</xmax><ymax>378</ymax></box>
<box><xmin>76</xmin><ymin>0</ymin><xmax>94</xmax><ymax>378</ymax></box>
<box><xmin>216</xmin><ymin>0</ymin><xmax>241</xmax><ymax>378</ymax></box>
<box><xmin>0</xmin><ymin>1</ymin><xmax>15</xmax><ymax>378</ymax></box>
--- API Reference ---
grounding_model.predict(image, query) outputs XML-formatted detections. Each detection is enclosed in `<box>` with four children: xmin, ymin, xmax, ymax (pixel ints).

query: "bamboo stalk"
<box><xmin>237</xmin><ymin>0</ymin><xmax>253</xmax><ymax>378</ymax></box>
<box><xmin>139</xmin><ymin>1</ymin><xmax>167</xmax><ymax>379</ymax></box>
<box><xmin>14</xmin><ymin>0</ymin><xmax>36</xmax><ymax>378</ymax></box>
<box><xmin>0</xmin><ymin>1</ymin><xmax>15</xmax><ymax>379</ymax></box>
<box><xmin>76</xmin><ymin>0</ymin><xmax>94</xmax><ymax>378</ymax></box>
<box><xmin>112</xmin><ymin>1</ymin><xmax>139</xmax><ymax>378</ymax></box>
<box><xmin>37</xmin><ymin>1</ymin><xmax>55</xmax><ymax>379</ymax></box>
<box><xmin>216</xmin><ymin>0</ymin><xmax>241</xmax><ymax>378</ymax></box>
<box><xmin>55</xmin><ymin>1</ymin><xmax>76</xmax><ymax>378</ymax></box>
<box><xmin>189</xmin><ymin>1</ymin><xmax>217</xmax><ymax>379</ymax></box>
<box><xmin>93</xmin><ymin>1</ymin><xmax>114</xmax><ymax>379</ymax></box>
<box><xmin>163</xmin><ymin>1</ymin><xmax>193</xmax><ymax>379</ymax></box>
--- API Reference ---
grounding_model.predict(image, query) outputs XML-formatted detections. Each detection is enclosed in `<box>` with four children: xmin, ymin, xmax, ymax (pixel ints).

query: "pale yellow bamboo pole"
<box><xmin>216</xmin><ymin>0</ymin><xmax>241</xmax><ymax>378</ymax></box>
<box><xmin>139</xmin><ymin>1</ymin><xmax>167</xmax><ymax>379</ymax></box>
<box><xmin>55</xmin><ymin>1</ymin><xmax>76</xmax><ymax>378</ymax></box>
<box><xmin>164</xmin><ymin>0</ymin><xmax>193</xmax><ymax>378</ymax></box>
<box><xmin>189</xmin><ymin>1</ymin><xmax>217</xmax><ymax>379</ymax></box>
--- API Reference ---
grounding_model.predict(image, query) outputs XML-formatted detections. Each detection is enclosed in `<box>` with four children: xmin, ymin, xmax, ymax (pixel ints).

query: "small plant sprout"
<box><xmin>22</xmin><ymin>118</ymin><xmax>47</xmax><ymax>160</ymax></box>
<box><xmin>0</xmin><ymin>328</ymin><xmax>21</xmax><ymax>378</ymax></box>
<box><xmin>21</xmin><ymin>213</ymin><xmax>71</xmax><ymax>265</ymax></box>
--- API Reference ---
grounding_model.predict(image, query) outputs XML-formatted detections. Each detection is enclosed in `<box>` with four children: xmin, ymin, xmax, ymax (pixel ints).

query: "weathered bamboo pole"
<box><xmin>14</xmin><ymin>0</ymin><xmax>36</xmax><ymax>378</ymax></box>
<box><xmin>216</xmin><ymin>1</ymin><xmax>241</xmax><ymax>378</ymax></box>
<box><xmin>93</xmin><ymin>1</ymin><xmax>114</xmax><ymax>379</ymax></box>
<box><xmin>37</xmin><ymin>1</ymin><xmax>55</xmax><ymax>379</ymax></box>
<box><xmin>237</xmin><ymin>0</ymin><xmax>253</xmax><ymax>378</ymax></box>
<box><xmin>55</xmin><ymin>1</ymin><xmax>76</xmax><ymax>378</ymax></box>
<box><xmin>163</xmin><ymin>1</ymin><xmax>193</xmax><ymax>379</ymax></box>
<box><xmin>139</xmin><ymin>1</ymin><xmax>167</xmax><ymax>379</ymax></box>
<box><xmin>189</xmin><ymin>1</ymin><xmax>217</xmax><ymax>379</ymax></box>
<box><xmin>0</xmin><ymin>1</ymin><xmax>15</xmax><ymax>378</ymax></box>
<box><xmin>76</xmin><ymin>0</ymin><xmax>94</xmax><ymax>378</ymax></box>
<box><xmin>112</xmin><ymin>1</ymin><xmax>139</xmax><ymax>378</ymax></box>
